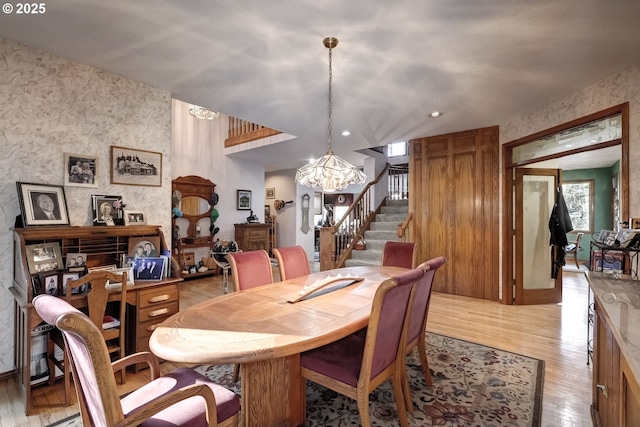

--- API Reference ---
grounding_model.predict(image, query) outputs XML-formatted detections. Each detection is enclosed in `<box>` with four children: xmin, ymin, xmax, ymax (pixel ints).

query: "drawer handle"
<box><xmin>148</xmin><ymin>295</ymin><xmax>170</xmax><ymax>304</ymax></box>
<box><xmin>596</xmin><ymin>384</ymin><xmax>608</xmax><ymax>398</ymax></box>
<box><xmin>146</xmin><ymin>323</ymin><xmax>161</xmax><ymax>332</ymax></box>
<box><xmin>148</xmin><ymin>308</ymin><xmax>169</xmax><ymax>318</ymax></box>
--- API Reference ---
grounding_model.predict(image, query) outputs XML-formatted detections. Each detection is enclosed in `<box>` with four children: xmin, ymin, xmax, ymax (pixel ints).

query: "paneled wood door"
<box><xmin>408</xmin><ymin>126</ymin><xmax>499</xmax><ymax>300</ymax></box>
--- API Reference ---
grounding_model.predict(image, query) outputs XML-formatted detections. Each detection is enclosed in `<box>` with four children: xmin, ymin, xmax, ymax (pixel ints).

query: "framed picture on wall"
<box><xmin>110</xmin><ymin>145</ymin><xmax>162</xmax><ymax>187</ymax></box>
<box><xmin>266</xmin><ymin>188</ymin><xmax>275</xmax><ymax>199</ymax></box>
<box><xmin>16</xmin><ymin>182</ymin><xmax>70</xmax><ymax>227</ymax></box>
<box><xmin>237</xmin><ymin>190</ymin><xmax>251</xmax><ymax>210</ymax></box>
<box><xmin>64</xmin><ymin>153</ymin><xmax>98</xmax><ymax>188</ymax></box>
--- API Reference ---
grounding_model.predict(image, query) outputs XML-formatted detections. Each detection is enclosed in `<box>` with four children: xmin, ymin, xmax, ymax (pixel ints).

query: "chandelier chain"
<box><xmin>327</xmin><ymin>42</ymin><xmax>333</xmax><ymax>151</ymax></box>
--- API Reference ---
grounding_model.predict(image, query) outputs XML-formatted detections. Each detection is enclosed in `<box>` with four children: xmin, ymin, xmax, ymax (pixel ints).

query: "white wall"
<box><xmin>0</xmin><ymin>38</ymin><xmax>172</xmax><ymax>373</ymax></box>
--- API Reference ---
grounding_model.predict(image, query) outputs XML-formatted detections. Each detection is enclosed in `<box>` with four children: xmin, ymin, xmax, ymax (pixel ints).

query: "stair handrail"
<box><xmin>396</xmin><ymin>211</ymin><xmax>413</xmax><ymax>242</ymax></box>
<box><xmin>319</xmin><ymin>164</ymin><xmax>390</xmax><ymax>270</ymax></box>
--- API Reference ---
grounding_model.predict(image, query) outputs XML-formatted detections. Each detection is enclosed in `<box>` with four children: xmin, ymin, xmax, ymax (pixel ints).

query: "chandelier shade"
<box><xmin>295</xmin><ymin>37</ymin><xmax>366</xmax><ymax>192</ymax></box>
<box><xmin>189</xmin><ymin>105</ymin><xmax>220</xmax><ymax>120</ymax></box>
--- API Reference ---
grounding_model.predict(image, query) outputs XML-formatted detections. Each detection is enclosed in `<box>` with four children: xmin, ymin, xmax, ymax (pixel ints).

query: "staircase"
<box><xmin>344</xmin><ymin>199</ymin><xmax>408</xmax><ymax>267</ymax></box>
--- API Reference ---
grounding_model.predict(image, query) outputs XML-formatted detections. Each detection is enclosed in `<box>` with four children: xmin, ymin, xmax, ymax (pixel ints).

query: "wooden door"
<box><xmin>514</xmin><ymin>168</ymin><xmax>562</xmax><ymax>305</ymax></box>
<box><xmin>408</xmin><ymin>126</ymin><xmax>499</xmax><ymax>300</ymax></box>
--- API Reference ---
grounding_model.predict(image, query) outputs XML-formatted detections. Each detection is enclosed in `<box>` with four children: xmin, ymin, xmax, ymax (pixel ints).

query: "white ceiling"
<box><xmin>2</xmin><ymin>1</ymin><xmax>639</xmax><ymax>172</ymax></box>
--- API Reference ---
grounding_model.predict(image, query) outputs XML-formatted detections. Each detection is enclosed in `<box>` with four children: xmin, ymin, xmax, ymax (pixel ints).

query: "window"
<box><xmin>388</xmin><ymin>141</ymin><xmax>407</xmax><ymax>157</ymax></box>
<box><xmin>562</xmin><ymin>180</ymin><xmax>594</xmax><ymax>232</ymax></box>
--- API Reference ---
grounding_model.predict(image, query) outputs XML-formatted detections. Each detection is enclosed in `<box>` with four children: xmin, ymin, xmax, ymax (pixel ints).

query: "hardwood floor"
<box><xmin>1</xmin><ymin>268</ymin><xmax>592</xmax><ymax>427</ymax></box>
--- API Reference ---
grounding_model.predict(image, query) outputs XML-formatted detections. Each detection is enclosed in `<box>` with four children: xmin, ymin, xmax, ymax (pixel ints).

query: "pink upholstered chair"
<box><xmin>273</xmin><ymin>245</ymin><xmax>310</xmax><ymax>281</ymax></box>
<box><xmin>382</xmin><ymin>241</ymin><xmax>418</xmax><ymax>269</ymax></box>
<box><xmin>226</xmin><ymin>249</ymin><xmax>274</xmax><ymax>381</ymax></box>
<box><xmin>402</xmin><ymin>256</ymin><xmax>446</xmax><ymax>411</ymax></box>
<box><xmin>33</xmin><ymin>294</ymin><xmax>240</xmax><ymax>427</ymax></box>
<box><xmin>227</xmin><ymin>249</ymin><xmax>274</xmax><ymax>292</ymax></box>
<box><xmin>300</xmin><ymin>267</ymin><xmax>425</xmax><ymax>427</ymax></box>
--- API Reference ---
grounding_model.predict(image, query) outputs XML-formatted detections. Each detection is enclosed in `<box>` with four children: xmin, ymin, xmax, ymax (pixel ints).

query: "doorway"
<box><xmin>502</xmin><ymin>103</ymin><xmax>629</xmax><ymax>305</ymax></box>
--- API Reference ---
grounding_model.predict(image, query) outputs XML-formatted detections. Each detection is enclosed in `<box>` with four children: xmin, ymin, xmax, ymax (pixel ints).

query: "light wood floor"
<box><xmin>1</xmin><ymin>268</ymin><xmax>592</xmax><ymax>427</ymax></box>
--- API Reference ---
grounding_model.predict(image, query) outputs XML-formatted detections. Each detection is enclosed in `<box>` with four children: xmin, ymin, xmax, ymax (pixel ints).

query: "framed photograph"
<box><xmin>65</xmin><ymin>253</ymin><xmax>87</xmax><ymax>269</ymax></box>
<box><xmin>128</xmin><ymin>236</ymin><xmax>161</xmax><ymax>258</ymax></box>
<box><xmin>597</xmin><ymin>230</ymin><xmax>617</xmax><ymax>246</ymax></box>
<box><xmin>266</xmin><ymin>188</ymin><xmax>275</xmax><ymax>199</ymax></box>
<box><xmin>124</xmin><ymin>210</ymin><xmax>146</xmax><ymax>226</ymax></box>
<box><xmin>25</xmin><ymin>242</ymin><xmax>63</xmax><ymax>275</ymax></box>
<box><xmin>617</xmin><ymin>229</ymin><xmax>640</xmax><ymax>248</ymax></box>
<box><xmin>121</xmin><ymin>254</ymin><xmax>136</xmax><ymax>268</ymax></box>
<box><xmin>111</xmin><ymin>145</ymin><xmax>162</xmax><ymax>187</ymax></box>
<box><xmin>61</xmin><ymin>272</ymin><xmax>81</xmax><ymax>296</ymax></box>
<box><xmin>106</xmin><ymin>267</ymin><xmax>135</xmax><ymax>287</ymax></box>
<box><xmin>64</xmin><ymin>153</ymin><xmax>98</xmax><ymax>188</ymax></box>
<box><xmin>87</xmin><ymin>264</ymin><xmax>117</xmax><ymax>272</ymax></box>
<box><xmin>264</xmin><ymin>205</ymin><xmax>271</xmax><ymax>219</ymax></box>
<box><xmin>132</xmin><ymin>257</ymin><xmax>166</xmax><ymax>281</ymax></box>
<box><xmin>630</xmin><ymin>218</ymin><xmax>640</xmax><ymax>230</ymax></box>
<box><xmin>237</xmin><ymin>189</ymin><xmax>251</xmax><ymax>210</ymax></box>
<box><xmin>16</xmin><ymin>182</ymin><xmax>70</xmax><ymax>227</ymax></box>
<box><xmin>92</xmin><ymin>195</ymin><xmax>123</xmax><ymax>226</ymax></box>
<box><xmin>41</xmin><ymin>272</ymin><xmax>59</xmax><ymax>296</ymax></box>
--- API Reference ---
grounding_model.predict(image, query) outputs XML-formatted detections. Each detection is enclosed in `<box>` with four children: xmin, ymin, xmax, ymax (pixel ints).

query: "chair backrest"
<box><xmin>227</xmin><ymin>250</ymin><xmax>274</xmax><ymax>292</ymax></box>
<box><xmin>363</xmin><ymin>267</ymin><xmax>425</xmax><ymax>380</ymax></box>
<box><xmin>34</xmin><ymin>294</ymin><xmax>125</xmax><ymax>427</ymax></box>
<box><xmin>273</xmin><ymin>245</ymin><xmax>310</xmax><ymax>281</ymax></box>
<box><xmin>407</xmin><ymin>257</ymin><xmax>447</xmax><ymax>345</ymax></box>
<box><xmin>575</xmin><ymin>232</ymin><xmax>584</xmax><ymax>249</ymax></box>
<box><xmin>381</xmin><ymin>241</ymin><xmax>418</xmax><ymax>269</ymax></box>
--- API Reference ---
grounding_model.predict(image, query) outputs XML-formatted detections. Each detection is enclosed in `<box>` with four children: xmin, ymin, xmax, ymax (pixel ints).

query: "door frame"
<box><xmin>502</xmin><ymin>103</ymin><xmax>629</xmax><ymax>305</ymax></box>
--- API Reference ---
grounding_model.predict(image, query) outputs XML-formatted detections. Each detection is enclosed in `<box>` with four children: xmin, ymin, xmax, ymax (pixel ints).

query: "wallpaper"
<box><xmin>0</xmin><ymin>38</ymin><xmax>172</xmax><ymax>372</ymax></box>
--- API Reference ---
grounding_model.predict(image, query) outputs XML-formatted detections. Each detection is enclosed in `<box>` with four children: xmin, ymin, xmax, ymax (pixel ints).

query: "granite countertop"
<box><xmin>586</xmin><ymin>270</ymin><xmax>640</xmax><ymax>384</ymax></box>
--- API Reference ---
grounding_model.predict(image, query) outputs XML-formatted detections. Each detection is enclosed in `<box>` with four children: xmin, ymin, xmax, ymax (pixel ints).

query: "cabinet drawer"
<box><xmin>138</xmin><ymin>301</ymin><xmax>179</xmax><ymax>323</ymax></box>
<box><xmin>138</xmin><ymin>285</ymin><xmax>178</xmax><ymax>309</ymax></box>
<box><xmin>248</xmin><ymin>229</ymin><xmax>268</xmax><ymax>238</ymax></box>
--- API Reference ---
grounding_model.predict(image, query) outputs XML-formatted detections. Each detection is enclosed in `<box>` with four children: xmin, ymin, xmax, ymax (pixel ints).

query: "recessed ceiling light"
<box><xmin>428</xmin><ymin>111</ymin><xmax>442</xmax><ymax>118</ymax></box>
<box><xmin>341</xmin><ymin>130</ymin><xmax>351</xmax><ymax>136</ymax></box>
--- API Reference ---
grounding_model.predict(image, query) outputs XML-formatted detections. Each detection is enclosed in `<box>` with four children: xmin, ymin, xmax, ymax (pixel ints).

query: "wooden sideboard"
<box><xmin>588</xmin><ymin>272</ymin><xmax>640</xmax><ymax>426</ymax></box>
<box><xmin>234</xmin><ymin>223</ymin><xmax>272</xmax><ymax>253</ymax></box>
<box><xmin>10</xmin><ymin>225</ymin><xmax>182</xmax><ymax>415</ymax></box>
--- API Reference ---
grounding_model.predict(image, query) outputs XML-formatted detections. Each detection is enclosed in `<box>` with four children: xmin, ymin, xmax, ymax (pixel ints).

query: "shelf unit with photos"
<box><xmin>172</xmin><ymin>175</ymin><xmax>218</xmax><ymax>279</ymax></box>
<box><xmin>10</xmin><ymin>225</ymin><xmax>182</xmax><ymax>415</ymax></box>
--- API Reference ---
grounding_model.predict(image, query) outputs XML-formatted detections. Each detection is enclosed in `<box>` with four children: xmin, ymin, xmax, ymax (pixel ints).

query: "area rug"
<box><xmin>47</xmin><ymin>333</ymin><xmax>544</xmax><ymax>427</ymax></box>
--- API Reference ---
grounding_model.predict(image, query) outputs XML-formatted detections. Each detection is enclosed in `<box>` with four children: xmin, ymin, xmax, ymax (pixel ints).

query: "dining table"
<box><xmin>149</xmin><ymin>265</ymin><xmax>408</xmax><ymax>427</ymax></box>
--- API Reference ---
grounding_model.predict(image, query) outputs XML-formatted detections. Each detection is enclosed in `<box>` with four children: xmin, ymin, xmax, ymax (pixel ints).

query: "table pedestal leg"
<box><xmin>241</xmin><ymin>354</ymin><xmax>305</xmax><ymax>427</ymax></box>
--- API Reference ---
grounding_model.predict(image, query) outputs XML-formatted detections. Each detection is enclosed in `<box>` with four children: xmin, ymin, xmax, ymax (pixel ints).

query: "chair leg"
<box><xmin>417</xmin><ymin>340</ymin><xmax>432</xmax><ymax>386</ymax></box>
<box><xmin>574</xmin><ymin>252</ymin><xmax>579</xmax><ymax>268</ymax></box>
<box><xmin>401</xmin><ymin>362</ymin><xmax>413</xmax><ymax>413</ymax></box>
<box><xmin>356</xmin><ymin>390</ymin><xmax>372</xmax><ymax>427</ymax></box>
<box><xmin>392</xmin><ymin>374</ymin><xmax>409</xmax><ymax>427</ymax></box>
<box><xmin>232</xmin><ymin>364</ymin><xmax>240</xmax><ymax>382</ymax></box>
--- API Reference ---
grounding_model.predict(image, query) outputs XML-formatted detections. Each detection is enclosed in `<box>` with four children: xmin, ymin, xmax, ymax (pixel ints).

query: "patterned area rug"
<box><xmin>47</xmin><ymin>333</ymin><xmax>544</xmax><ymax>427</ymax></box>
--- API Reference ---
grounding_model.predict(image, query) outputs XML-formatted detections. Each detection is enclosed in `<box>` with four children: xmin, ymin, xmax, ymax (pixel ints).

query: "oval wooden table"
<box><xmin>149</xmin><ymin>265</ymin><xmax>407</xmax><ymax>427</ymax></box>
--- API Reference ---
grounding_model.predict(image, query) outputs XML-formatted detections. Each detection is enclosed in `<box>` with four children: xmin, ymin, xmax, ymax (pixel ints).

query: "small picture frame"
<box><xmin>25</xmin><ymin>242</ymin><xmax>63</xmax><ymax>274</ymax></box>
<box><xmin>121</xmin><ymin>254</ymin><xmax>136</xmax><ymax>268</ymax></box>
<box><xmin>617</xmin><ymin>229</ymin><xmax>640</xmax><ymax>248</ymax></box>
<box><xmin>92</xmin><ymin>195</ymin><xmax>123</xmax><ymax>226</ymax></box>
<box><xmin>16</xmin><ymin>182</ymin><xmax>70</xmax><ymax>227</ymax></box>
<box><xmin>265</xmin><ymin>205</ymin><xmax>271</xmax><ymax>219</ymax></box>
<box><xmin>87</xmin><ymin>264</ymin><xmax>117</xmax><ymax>272</ymax></box>
<box><xmin>106</xmin><ymin>267</ymin><xmax>135</xmax><ymax>287</ymax></box>
<box><xmin>132</xmin><ymin>257</ymin><xmax>166</xmax><ymax>281</ymax></box>
<box><xmin>630</xmin><ymin>218</ymin><xmax>640</xmax><ymax>230</ymax></box>
<box><xmin>597</xmin><ymin>230</ymin><xmax>617</xmax><ymax>246</ymax></box>
<box><xmin>237</xmin><ymin>189</ymin><xmax>252</xmax><ymax>210</ymax></box>
<box><xmin>64</xmin><ymin>153</ymin><xmax>98</xmax><ymax>188</ymax></box>
<box><xmin>129</xmin><ymin>236</ymin><xmax>161</xmax><ymax>258</ymax></box>
<box><xmin>266</xmin><ymin>188</ymin><xmax>275</xmax><ymax>199</ymax></box>
<box><xmin>111</xmin><ymin>145</ymin><xmax>162</xmax><ymax>187</ymax></box>
<box><xmin>42</xmin><ymin>272</ymin><xmax>59</xmax><ymax>296</ymax></box>
<box><xmin>65</xmin><ymin>253</ymin><xmax>87</xmax><ymax>269</ymax></box>
<box><xmin>61</xmin><ymin>272</ymin><xmax>81</xmax><ymax>296</ymax></box>
<box><xmin>124</xmin><ymin>210</ymin><xmax>146</xmax><ymax>226</ymax></box>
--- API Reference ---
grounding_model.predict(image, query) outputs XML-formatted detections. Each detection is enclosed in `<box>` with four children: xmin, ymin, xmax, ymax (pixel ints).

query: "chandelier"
<box><xmin>295</xmin><ymin>37</ymin><xmax>366</xmax><ymax>193</ymax></box>
<box><xmin>189</xmin><ymin>105</ymin><xmax>220</xmax><ymax>120</ymax></box>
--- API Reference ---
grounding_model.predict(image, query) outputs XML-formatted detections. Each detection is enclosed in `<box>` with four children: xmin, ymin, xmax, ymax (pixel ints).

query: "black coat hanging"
<box><xmin>549</xmin><ymin>184</ymin><xmax>573</xmax><ymax>278</ymax></box>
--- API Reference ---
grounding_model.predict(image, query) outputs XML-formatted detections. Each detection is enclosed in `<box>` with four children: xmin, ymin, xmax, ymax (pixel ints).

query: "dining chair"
<box><xmin>273</xmin><ymin>245</ymin><xmax>310</xmax><ymax>281</ymax></box>
<box><xmin>565</xmin><ymin>232</ymin><xmax>584</xmax><ymax>268</ymax></box>
<box><xmin>402</xmin><ymin>256</ymin><xmax>447</xmax><ymax>411</ymax></box>
<box><xmin>300</xmin><ymin>267</ymin><xmax>425</xmax><ymax>427</ymax></box>
<box><xmin>47</xmin><ymin>269</ymin><xmax>128</xmax><ymax>406</ymax></box>
<box><xmin>382</xmin><ymin>241</ymin><xmax>418</xmax><ymax>269</ymax></box>
<box><xmin>227</xmin><ymin>249</ymin><xmax>274</xmax><ymax>292</ymax></box>
<box><xmin>34</xmin><ymin>294</ymin><xmax>240</xmax><ymax>427</ymax></box>
<box><xmin>226</xmin><ymin>249</ymin><xmax>274</xmax><ymax>381</ymax></box>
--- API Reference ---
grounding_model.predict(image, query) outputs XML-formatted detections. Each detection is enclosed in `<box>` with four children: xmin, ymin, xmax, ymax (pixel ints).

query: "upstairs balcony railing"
<box><xmin>224</xmin><ymin>116</ymin><xmax>282</xmax><ymax>148</ymax></box>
